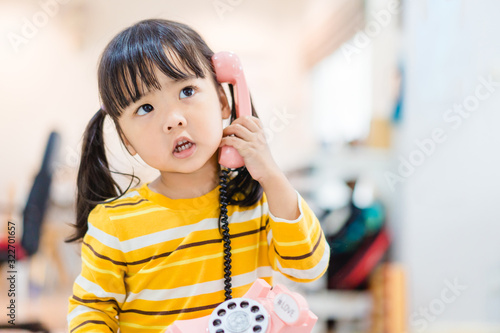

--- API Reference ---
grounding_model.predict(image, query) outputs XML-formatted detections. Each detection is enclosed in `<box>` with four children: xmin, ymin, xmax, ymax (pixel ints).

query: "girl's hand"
<box><xmin>219</xmin><ymin>116</ymin><xmax>281</xmax><ymax>184</ymax></box>
<box><xmin>221</xmin><ymin>116</ymin><xmax>300</xmax><ymax>221</ymax></box>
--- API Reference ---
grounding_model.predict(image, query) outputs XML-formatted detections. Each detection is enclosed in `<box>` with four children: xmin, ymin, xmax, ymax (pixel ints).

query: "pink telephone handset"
<box><xmin>165</xmin><ymin>279</ymin><xmax>318</xmax><ymax>333</ymax></box>
<box><xmin>212</xmin><ymin>51</ymin><xmax>252</xmax><ymax>169</ymax></box>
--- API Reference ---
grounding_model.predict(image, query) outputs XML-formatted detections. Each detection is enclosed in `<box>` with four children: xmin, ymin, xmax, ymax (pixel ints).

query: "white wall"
<box><xmin>399</xmin><ymin>0</ymin><xmax>500</xmax><ymax>331</ymax></box>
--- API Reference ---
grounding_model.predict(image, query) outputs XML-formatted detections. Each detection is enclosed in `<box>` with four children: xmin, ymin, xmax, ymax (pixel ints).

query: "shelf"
<box><xmin>305</xmin><ymin>290</ymin><xmax>372</xmax><ymax>320</ymax></box>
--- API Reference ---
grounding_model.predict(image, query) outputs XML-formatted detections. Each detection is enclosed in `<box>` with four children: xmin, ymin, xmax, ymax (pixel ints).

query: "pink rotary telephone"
<box><xmin>165</xmin><ymin>279</ymin><xmax>318</xmax><ymax>333</ymax></box>
<box><xmin>212</xmin><ymin>51</ymin><xmax>252</xmax><ymax>169</ymax></box>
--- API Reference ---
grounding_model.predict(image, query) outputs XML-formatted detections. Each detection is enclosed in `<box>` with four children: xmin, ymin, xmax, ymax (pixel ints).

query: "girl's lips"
<box><xmin>172</xmin><ymin>142</ymin><xmax>196</xmax><ymax>159</ymax></box>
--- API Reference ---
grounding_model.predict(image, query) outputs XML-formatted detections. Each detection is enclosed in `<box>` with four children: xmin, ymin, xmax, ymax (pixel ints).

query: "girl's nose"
<box><xmin>163</xmin><ymin>112</ymin><xmax>187</xmax><ymax>132</ymax></box>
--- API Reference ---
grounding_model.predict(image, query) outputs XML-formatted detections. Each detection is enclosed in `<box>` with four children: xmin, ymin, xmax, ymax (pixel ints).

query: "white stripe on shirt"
<box><xmin>276</xmin><ymin>242</ymin><xmax>330</xmax><ymax>280</ymax></box>
<box><xmin>67</xmin><ymin>305</ymin><xmax>104</xmax><ymax>325</ymax></box>
<box><xmin>86</xmin><ymin>222</ymin><xmax>121</xmax><ymax>250</ymax></box>
<box><xmin>88</xmin><ymin>205</ymin><xmax>268</xmax><ymax>253</ymax></box>
<box><xmin>75</xmin><ymin>274</ymin><xmax>126</xmax><ymax>304</ymax></box>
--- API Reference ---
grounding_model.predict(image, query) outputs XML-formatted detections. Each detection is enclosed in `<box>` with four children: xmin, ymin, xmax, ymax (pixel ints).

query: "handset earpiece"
<box><xmin>212</xmin><ymin>51</ymin><xmax>252</xmax><ymax>169</ymax></box>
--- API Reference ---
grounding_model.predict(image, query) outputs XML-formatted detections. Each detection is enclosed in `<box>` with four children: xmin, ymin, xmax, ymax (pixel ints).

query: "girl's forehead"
<box><xmin>144</xmin><ymin>48</ymin><xmax>210</xmax><ymax>82</ymax></box>
<box><xmin>132</xmin><ymin>66</ymin><xmax>215</xmax><ymax>101</ymax></box>
<box><xmin>140</xmin><ymin>65</ymin><xmax>203</xmax><ymax>91</ymax></box>
<box><xmin>103</xmin><ymin>44</ymin><xmax>215</xmax><ymax>112</ymax></box>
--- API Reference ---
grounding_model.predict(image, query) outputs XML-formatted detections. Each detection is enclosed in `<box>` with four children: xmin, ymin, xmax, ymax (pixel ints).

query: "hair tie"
<box><xmin>99</xmin><ymin>106</ymin><xmax>107</xmax><ymax>117</ymax></box>
<box><xmin>91</xmin><ymin>107</ymin><xmax>105</xmax><ymax>121</ymax></box>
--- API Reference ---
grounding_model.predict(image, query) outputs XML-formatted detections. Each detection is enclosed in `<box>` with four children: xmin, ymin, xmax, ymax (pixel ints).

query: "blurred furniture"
<box><xmin>369</xmin><ymin>263</ymin><xmax>407</xmax><ymax>333</ymax></box>
<box><xmin>286</xmin><ymin>148</ymin><xmax>399</xmax><ymax>332</ymax></box>
<box><xmin>325</xmin><ymin>179</ymin><xmax>390</xmax><ymax>290</ymax></box>
<box><xmin>0</xmin><ymin>131</ymin><xmax>61</xmax><ymax>333</ymax></box>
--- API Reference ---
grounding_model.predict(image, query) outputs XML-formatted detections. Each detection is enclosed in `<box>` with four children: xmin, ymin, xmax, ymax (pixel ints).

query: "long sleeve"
<box><xmin>266</xmin><ymin>191</ymin><xmax>330</xmax><ymax>282</ymax></box>
<box><xmin>67</xmin><ymin>205</ymin><xmax>127</xmax><ymax>333</ymax></box>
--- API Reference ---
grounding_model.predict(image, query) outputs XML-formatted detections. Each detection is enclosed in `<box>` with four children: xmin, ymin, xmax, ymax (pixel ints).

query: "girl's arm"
<box><xmin>262</xmin><ymin>175</ymin><xmax>330</xmax><ymax>283</ymax></box>
<box><xmin>221</xmin><ymin>115</ymin><xmax>330</xmax><ymax>282</ymax></box>
<box><xmin>259</xmin><ymin>170</ymin><xmax>301</xmax><ymax>221</ymax></box>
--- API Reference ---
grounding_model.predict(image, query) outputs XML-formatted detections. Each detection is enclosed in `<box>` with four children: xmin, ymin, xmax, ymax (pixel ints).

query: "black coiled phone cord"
<box><xmin>219</xmin><ymin>168</ymin><xmax>232</xmax><ymax>301</ymax></box>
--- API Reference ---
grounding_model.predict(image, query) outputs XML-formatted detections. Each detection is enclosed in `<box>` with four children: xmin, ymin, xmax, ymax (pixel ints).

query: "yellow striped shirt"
<box><xmin>68</xmin><ymin>182</ymin><xmax>329</xmax><ymax>332</ymax></box>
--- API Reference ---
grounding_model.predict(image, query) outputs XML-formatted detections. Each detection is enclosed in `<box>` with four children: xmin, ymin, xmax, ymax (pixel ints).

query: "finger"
<box><xmin>223</xmin><ymin>123</ymin><xmax>254</xmax><ymax>141</ymax></box>
<box><xmin>226</xmin><ymin>118</ymin><xmax>268</xmax><ymax>146</ymax></box>
<box><xmin>231</xmin><ymin>116</ymin><xmax>262</xmax><ymax>132</ymax></box>
<box><xmin>251</xmin><ymin>116</ymin><xmax>264</xmax><ymax>130</ymax></box>
<box><xmin>220</xmin><ymin>135</ymin><xmax>246</xmax><ymax>150</ymax></box>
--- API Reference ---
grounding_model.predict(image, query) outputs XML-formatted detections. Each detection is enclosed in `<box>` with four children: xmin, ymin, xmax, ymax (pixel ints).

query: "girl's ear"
<box><xmin>217</xmin><ymin>85</ymin><xmax>231</xmax><ymax>119</ymax></box>
<box><xmin>120</xmin><ymin>133</ymin><xmax>137</xmax><ymax>156</ymax></box>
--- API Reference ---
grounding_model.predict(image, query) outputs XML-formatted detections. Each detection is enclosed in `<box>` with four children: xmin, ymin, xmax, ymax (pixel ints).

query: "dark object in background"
<box><xmin>0</xmin><ymin>131</ymin><xmax>60</xmax><ymax>333</ymax></box>
<box><xmin>0</xmin><ymin>321</ymin><xmax>50</xmax><ymax>332</ymax></box>
<box><xmin>323</xmin><ymin>195</ymin><xmax>390</xmax><ymax>290</ymax></box>
<box><xmin>21</xmin><ymin>131</ymin><xmax>60</xmax><ymax>256</ymax></box>
<box><xmin>0</xmin><ymin>131</ymin><xmax>60</xmax><ymax>262</ymax></box>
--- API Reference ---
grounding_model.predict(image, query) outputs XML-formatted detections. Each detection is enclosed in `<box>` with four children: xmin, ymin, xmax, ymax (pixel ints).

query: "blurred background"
<box><xmin>1</xmin><ymin>0</ymin><xmax>500</xmax><ymax>332</ymax></box>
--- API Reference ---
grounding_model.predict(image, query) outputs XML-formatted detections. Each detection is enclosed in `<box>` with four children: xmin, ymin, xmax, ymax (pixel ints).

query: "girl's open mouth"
<box><xmin>173</xmin><ymin>139</ymin><xmax>196</xmax><ymax>158</ymax></box>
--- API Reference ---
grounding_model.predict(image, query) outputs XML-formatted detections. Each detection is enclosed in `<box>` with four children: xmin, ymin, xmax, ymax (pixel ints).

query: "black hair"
<box><xmin>66</xmin><ymin>18</ymin><xmax>263</xmax><ymax>243</ymax></box>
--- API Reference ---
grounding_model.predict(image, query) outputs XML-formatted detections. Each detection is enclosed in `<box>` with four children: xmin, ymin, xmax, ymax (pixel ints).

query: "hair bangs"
<box><xmin>98</xmin><ymin>20</ymin><xmax>214</xmax><ymax>117</ymax></box>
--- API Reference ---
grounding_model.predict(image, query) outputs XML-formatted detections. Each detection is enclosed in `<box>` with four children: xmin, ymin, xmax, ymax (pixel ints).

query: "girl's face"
<box><xmin>117</xmin><ymin>64</ymin><xmax>231</xmax><ymax>174</ymax></box>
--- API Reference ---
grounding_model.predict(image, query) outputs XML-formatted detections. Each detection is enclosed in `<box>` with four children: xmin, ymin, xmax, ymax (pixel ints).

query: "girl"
<box><xmin>67</xmin><ymin>18</ymin><xmax>329</xmax><ymax>333</ymax></box>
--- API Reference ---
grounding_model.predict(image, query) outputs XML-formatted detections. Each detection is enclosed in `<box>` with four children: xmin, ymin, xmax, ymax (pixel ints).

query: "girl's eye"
<box><xmin>136</xmin><ymin>104</ymin><xmax>154</xmax><ymax>116</ymax></box>
<box><xmin>180</xmin><ymin>86</ymin><xmax>196</xmax><ymax>99</ymax></box>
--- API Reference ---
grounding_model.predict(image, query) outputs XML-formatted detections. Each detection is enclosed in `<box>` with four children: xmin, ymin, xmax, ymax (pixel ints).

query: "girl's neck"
<box><xmin>149</xmin><ymin>153</ymin><xmax>220</xmax><ymax>199</ymax></box>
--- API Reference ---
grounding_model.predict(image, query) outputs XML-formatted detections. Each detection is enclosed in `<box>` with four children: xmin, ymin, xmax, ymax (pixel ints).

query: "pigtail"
<box><xmin>66</xmin><ymin>109</ymin><xmax>133</xmax><ymax>243</ymax></box>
